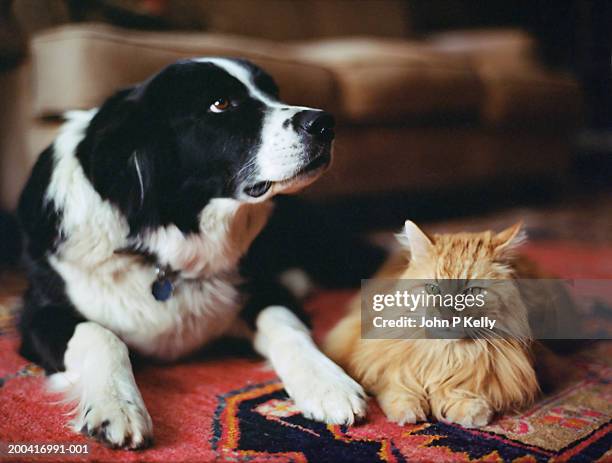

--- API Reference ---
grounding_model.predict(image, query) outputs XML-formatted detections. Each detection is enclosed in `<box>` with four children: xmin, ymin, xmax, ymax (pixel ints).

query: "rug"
<box><xmin>0</xmin><ymin>240</ymin><xmax>611</xmax><ymax>462</ymax></box>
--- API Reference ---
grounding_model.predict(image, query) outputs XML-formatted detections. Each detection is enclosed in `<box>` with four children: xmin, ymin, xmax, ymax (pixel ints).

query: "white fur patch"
<box><xmin>279</xmin><ymin>268</ymin><xmax>314</xmax><ymax>300</ymax></box>
<box><xmin>254</xmin><ymin>306</ymin><xmax>367</xmax><ymax>425</ymax></box>
<box><xmin>51</xmin><ymin>254</ymin><xmax>245</xmax><ymax>359</ymax></box>
<box><xmin>47</xmin><ymin>110</ymin><xmax>131</xmax><ymax>266</ymax></box>
<box><xmin>256</xmin><ymin>107</ymin><xmax>309</xmax><ymax>182</ymax></box>
<box><xmin>141</xmin><ymin>199</ymin><xmax>272</xmax><ymax>278</ymax></box>
<box><xmin>48</xmin><ymin>322</ymin><xmax>153</xmax><ymax>449</ymax></box>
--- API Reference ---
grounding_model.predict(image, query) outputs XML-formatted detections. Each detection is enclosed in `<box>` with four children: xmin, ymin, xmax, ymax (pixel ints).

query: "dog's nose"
<box><xmin>293</xmin><ymin>110</ymin><xmax>335</xmax><ymax>141</ymax></box>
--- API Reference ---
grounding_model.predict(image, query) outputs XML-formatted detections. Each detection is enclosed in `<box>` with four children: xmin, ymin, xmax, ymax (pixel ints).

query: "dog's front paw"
<box><xmin>378</xmin><ymin>392</ymin><xmax>428</xmax><ymax>425</ymax></box>
<box><xmin>76</xmin><ymin>397</ymin><xmax>153</xmax><ymax>450</ymax></box>
<box><xmin>440</xmin><ymin>397</ymin><xmax>492</xmax><ymax>428</ymax></box>
<box><xmin>284</xmin><ymin>359</ymin><xmax>367</xmax><ymax>425</ymax></box>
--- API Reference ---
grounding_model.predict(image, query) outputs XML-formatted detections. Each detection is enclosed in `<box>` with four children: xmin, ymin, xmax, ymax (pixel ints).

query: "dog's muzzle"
<box><xmin>243</xmin><ymin>110</ymin><xmax>335</xmax><ymax>199</ymax></box>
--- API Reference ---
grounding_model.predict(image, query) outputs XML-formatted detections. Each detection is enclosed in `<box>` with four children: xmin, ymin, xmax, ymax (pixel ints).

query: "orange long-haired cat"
<box><xmin>324</xmin><ymin>221</ymin><xmax>541</xmax><ymax>428</ymax></box>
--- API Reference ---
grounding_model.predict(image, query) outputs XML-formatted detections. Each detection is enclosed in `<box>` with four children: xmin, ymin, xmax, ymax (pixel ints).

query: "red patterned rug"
<box><xmin>0</xmin><ymin>240</ymin><xmax>611</xmax><ymax>462</ymax></box>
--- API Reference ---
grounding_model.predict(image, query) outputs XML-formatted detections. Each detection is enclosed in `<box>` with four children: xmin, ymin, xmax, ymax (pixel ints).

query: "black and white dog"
<box><xmin>17</xmin><ymin>58</ymin><xmax>366</xmax><ymax>449</ymax></box>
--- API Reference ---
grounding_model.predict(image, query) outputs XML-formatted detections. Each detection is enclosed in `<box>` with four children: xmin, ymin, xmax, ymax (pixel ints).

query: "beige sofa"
<box><xmin>0</xmin><ymin>18</ymin><xmax>582</xmax><ymax>210</ymax></box>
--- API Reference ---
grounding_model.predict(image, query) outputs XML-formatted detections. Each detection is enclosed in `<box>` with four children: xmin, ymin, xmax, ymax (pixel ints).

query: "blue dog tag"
<box><xmin>152</xmin><ymin>278</ymin><xmax>173</xmax><ymax>301</ymax></box>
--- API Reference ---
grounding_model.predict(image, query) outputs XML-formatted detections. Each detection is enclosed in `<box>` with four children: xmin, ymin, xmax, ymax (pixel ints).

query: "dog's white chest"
<box><xmin>124</xmin><ymin>273</ymin><xmax>244</xmax><ymax>359</ymax></box>
<box><xmin>52</xmin><ymin>256</ymin><xmax>244</xmax><ymax>360</ymax></box>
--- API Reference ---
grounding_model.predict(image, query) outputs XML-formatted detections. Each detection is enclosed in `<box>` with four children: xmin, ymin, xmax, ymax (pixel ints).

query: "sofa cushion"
<box><xmin>30</xmin><ymin>23</ymin><xmax>339</xmax><ymax>117</ymax></box>
<box><xmin>30</xmin><ymin>24</ymin><xmax>581</xmax><ymax>127</ymax></box>
<box><xmin>293</xmin><ymin>38</ymin><xmax>482</xmax><ymax>123</ymax></box>
<box><xmin>427</xmin><ymin>29</ymin><xmax>583</xmax><ymax>127</ymax></box>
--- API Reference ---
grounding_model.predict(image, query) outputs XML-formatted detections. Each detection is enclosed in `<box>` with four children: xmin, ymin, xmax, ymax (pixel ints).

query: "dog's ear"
<box><xmin>76</xmin><ymin>84</ymin><xmax>168</xmax><ymax>232</ymax></box>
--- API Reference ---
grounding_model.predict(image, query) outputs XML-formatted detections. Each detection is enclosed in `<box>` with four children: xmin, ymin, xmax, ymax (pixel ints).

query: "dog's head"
<box><xmin>77</xmin><ymin>58</ymin><xmax>334</xmax><ymax>233</ymax></box>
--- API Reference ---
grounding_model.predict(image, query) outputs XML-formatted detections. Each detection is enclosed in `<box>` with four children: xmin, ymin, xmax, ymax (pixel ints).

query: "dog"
<box><xmin>17</xmin><ymin>57</ymin><xmax>366</xmax><ymax>449</ymax></box>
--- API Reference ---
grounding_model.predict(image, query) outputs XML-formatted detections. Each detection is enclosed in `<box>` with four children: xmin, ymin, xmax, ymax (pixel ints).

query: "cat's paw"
<box><xmin>441</xmin><ymin>397</ymin><xmax>492</xmax><ymax>428</ymax></box>
<box><xmin>378</xmin><ymin>392</ymin><xmax>428</xmax><ymax>425</ymax></box>
<box><xmin>76</xmin><ymin>397</ymin><xmax>153</xmax><ymax>450</ymax></box>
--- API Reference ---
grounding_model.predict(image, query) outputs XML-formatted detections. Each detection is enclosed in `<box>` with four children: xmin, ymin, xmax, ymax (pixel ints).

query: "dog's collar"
<box><xmin>114</xmin><ymin>247</ymin><xmax>182</xmax><ymax>302</ymax></box>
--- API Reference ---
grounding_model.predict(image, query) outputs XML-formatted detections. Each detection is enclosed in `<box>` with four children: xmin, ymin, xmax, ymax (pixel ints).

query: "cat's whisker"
<box><xmin>493</xmin><ymin>326</ymin><xmax>531</xmax><ymax>349</ymax></box>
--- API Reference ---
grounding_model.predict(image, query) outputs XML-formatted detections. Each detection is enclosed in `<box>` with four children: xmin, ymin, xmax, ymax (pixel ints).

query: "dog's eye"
<box><xmin>210</xmin><ymin>98</ymin><xmax>231</xmax><ymax>113</ymax></box>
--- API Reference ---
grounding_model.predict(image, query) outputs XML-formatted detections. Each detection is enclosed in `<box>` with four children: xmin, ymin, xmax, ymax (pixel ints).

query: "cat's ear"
<box><xmin>494</xmin><ymin>222</ymin><xmax>526</xmax><ymax>256</ymax></box>
<box><xmin>399</xmin><ymin>220</ymin><xmax>434</xmax><ymax>261</ymax></box>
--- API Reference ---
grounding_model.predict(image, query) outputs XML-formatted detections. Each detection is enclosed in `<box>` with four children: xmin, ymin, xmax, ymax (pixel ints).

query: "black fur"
<box><xmin>239</xmin><ymin>196</ymin><xmax>387</xmax><ymax>329</ymax></box>
<box><xmin>242</xmin><ymin>196</ymin><xmax>387</xmax><ymax>289</ymax></box>
<box><xmin>17</xmin><ymin>146</ymin><xmax>64</xmax><ymax>258</ymax></box>
<box><xmin>0</xmin><ymin>211</ymin><xmax>21</xmax><ymax>266</ymax></box>
<box><xmin>240</xmin><ymin>277</ymin><xmax>310</xmax><ymax>330</ymax></box>
<box><xmin>16</xmin><ymin>145</ymin><xmax>85</xmax><ymax>373</ymax></box>
<box><xmin>18</xmin><ymin>273</ymin><xmax>84</xmax><ymax>373</ymax></box>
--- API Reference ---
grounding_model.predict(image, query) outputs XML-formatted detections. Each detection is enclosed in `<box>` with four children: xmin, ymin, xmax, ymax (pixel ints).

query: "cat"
<box><xmin>324</xmin><ymin>221</ymin><xmax>542</xmax><ymax>428</ymax></box>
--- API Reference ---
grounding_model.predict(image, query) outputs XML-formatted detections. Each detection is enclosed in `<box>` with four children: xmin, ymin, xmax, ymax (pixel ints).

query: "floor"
<box><xmin>393</xmin><ymin>190</ymin><xmax>612</xmax><ymax>245</ymax></box>
<box><xmin>358</xmin><ymin>193</ymin><xmax>612</xmax><ymax>284</ymax></box>
<box><xmin>0</xmin><ymin>190</ymin><xmax>611</xmax><ymax>462</ymax></box>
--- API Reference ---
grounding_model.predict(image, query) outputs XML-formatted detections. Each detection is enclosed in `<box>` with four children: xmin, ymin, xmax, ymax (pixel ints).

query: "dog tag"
<box><xmin>152</xmin><ymin>278</ymin><xmax>173</xmax><ymax>301</ymax></box>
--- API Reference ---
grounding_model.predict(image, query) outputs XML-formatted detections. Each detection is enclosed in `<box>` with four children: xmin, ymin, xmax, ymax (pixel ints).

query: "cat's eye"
<box><xmin>425</xmin><ymin>283</ymin><xmax>441</xmax><ymax>295</ymax></box>
<box><xmin>210</xmin><ymin>98</ymin><xmax>231</xmax><ymax>113</ymax></box>
<box><xmin>464</xmin><ymin>286</ymin><xmax>485</xmax><ymax>296</ymax></box>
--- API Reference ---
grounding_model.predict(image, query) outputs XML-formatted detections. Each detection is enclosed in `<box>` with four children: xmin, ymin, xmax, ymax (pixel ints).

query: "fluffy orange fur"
<box><xmin>324</xmin><ymin>221</ymin><xmax>540</xmax><ymax>427</ymax></box>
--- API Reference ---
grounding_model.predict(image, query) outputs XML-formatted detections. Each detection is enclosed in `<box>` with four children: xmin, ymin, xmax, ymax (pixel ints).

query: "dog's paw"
<box><xmin>378</xmin><ymin>392</ymin><xmax>428</xmax><ymax>425</ymax></box>
<box><xmin>284</xmin><ymin>358</ymin><xmax>367</xmax><ymax>425</ymax></box>
<box><xmin>441</xmin><ymin>397</ymin><xmax>492</xmax><ymax>428</ymax></box>
<box><xmin>75</xmin><ymin>397</ymin><xmax>153</xmax><ymax>450</ymax></box>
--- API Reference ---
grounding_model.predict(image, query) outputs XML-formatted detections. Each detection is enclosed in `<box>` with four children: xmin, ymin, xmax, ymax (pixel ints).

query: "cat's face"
<box><xmin>398</xmin><ymin>221</ymin><xmax>525</xmax><ymax>281</ymax></box>
<box><xmin>398</xmin><ymin>221</ymin><xmax>531</xmax><ymax>340</ymax></box>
